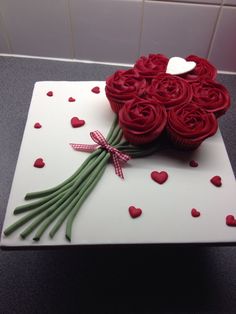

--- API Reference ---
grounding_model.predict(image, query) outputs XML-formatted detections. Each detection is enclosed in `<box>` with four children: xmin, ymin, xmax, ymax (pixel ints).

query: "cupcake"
<box><xmin>146</xmin><ymin>73</ymin><xmax>193</xmax><ymax>110</ymax></box>
<box><xmin>180</xmin><ymin>55</ymin><xmax>217</xmax><ymax>82</ymax></box>
<box><xmin>191</xmin><ymin>80</ymin><xmax>231</xmax><ymax>118</ymax></box>
<box><xmin>134</xmin><ymin>53</ymin><xmax>169</xmax><ymax>82</ymax></box>
<box><xmin>105</xmin><ymin>68</ymin><xmax>146</xmax><ymax>113</ymax></box>
<box><xmin>119</xmin><ymin>98</ymin><xmax>167</xmax><ymax>145</ymax></box>
<box><xmin>166</xmin><ymin>103</ymin><xmax>218</xmax><ymax>150</ymax></box>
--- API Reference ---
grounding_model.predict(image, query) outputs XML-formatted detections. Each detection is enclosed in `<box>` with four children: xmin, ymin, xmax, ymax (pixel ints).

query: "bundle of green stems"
<box><xmin>4</xmin><ymin>116</ymin><xmax>159</xmax><ymax>242</ymax></box>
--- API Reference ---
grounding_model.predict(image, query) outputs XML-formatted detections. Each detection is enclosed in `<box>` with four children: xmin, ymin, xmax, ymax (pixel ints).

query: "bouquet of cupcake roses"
<box><xmin>106</xmin><ymin>54</ymin><xmax>230</xmax><ymax>150</ymax></box>
<box><xmin>4</xmin><ymin>54</ymin><xmax>231</xmax><ymax>242</ymax></box>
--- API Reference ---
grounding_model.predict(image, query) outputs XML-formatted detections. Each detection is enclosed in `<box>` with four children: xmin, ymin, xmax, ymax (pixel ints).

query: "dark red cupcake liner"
<box><xmin>166</xmin><ymin>127</ymin><xmax>202</xmax><ymax>150</ymax></box>
<box><xmin>122</xmin><ymin>129</ymin><xmax>164</xmax><ymax>145</ymax></box>
<box><xmin>108</xmin><ymin>99</ymin><xmax>124</xmax><ymax>113</ymax></box>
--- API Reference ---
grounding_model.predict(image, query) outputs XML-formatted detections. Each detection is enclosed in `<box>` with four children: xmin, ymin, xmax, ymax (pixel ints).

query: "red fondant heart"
<box><xmin>129</xmin><ymin>206</ymin><xmax>142</xmax><ymax>219</ymax></box>
<box><xmin>151</xmin><ymin>171</ymin><xmax>168</xmax><ymax>184</ymax></box>
<box><xmin>71</xmin><ymin>117</ymin><xmax>85</xmax><ymax>128</ymax></box>
<box><xmin>226</xmin><ymin>215</ymin><xmax>236</xmax><ymax>227</ymax></box>
<box><xmin>210</xmin><ymin>175</ymin><xmax>222</xmax><ymax>187</ymax></box>
<box><xmin>91</xmin><ymin>86</ymin><xmax>100</xmax><ymax>94</ymax></box>
<box><xmin>34</xmin><ymin>158</ymin><xmax>45</xmax><ymax>168</ymax></box>
<box><xmin>189</xmin><ymin>160</ymin><xmax>198</xmax><ymax>167</ymax></box>
<box><xmin>34</xmin><ymin>122</ymin><xmax>42</xmax><ymax>129</ymax></box>
<box><xmin>47</xmin><ymin>91</ymin><xmax>53</xmax><ymax>97</ymax></box>
<box><xmin>68</xmin><ymin>97</ymin><xmax>76</xmax><ymax>102</ymax></box>
<box><xmin>191</xmin><ymin>208</ymin><xmax>200</xmax><ymax>218</ymax></box>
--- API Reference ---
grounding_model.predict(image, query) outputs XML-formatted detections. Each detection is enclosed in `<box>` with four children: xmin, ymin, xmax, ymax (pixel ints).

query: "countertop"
<box><xmin>0</xmin><ymin>56</ymin><xmax>236</xmax><ymax>314</ymax></box>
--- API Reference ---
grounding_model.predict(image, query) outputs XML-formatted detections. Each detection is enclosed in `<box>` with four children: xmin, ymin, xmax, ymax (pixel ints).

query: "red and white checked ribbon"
<box><xmin>70</xmin><ymin>130</ymin><xmax>130</xmax><ymax>179</ymax></box>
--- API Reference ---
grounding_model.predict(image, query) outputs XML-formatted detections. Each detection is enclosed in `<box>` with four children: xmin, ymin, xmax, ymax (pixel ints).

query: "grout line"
<box><xmin>146</xmin><ymin>0</ymin><xmax>236</xmax><ymax>8</ymax></box>
<box><xmin>218</xmin><ymin>70</ymin><xmax>236</xmax><ymax>75</ymax></box>
<box><xmin>65</xmin><ymin>0</ymin><xmax>75</xmax><ymax>59</ymax></box>
<box><xmin>224</xmin><ymin>4</ymin><xmax>236</xmax><ymax>7</ymax></box>
<box><xmin>137</xmin><ymin>0</ymin><xmax>145</xmax><ymax>58</ymax></box>
<box><xmin>207</xmin><ymin>1</ymin><xmax>224</xmax><ymax>59</ymax></box>
<box><xmin>146</xmin><ymin>0</ymin><xmax>224</xmax><ymax>6</ymax></box>
<box><xmin>0</xmin><ymin>7</ymin><xmax>13</xmax><ymax>53</ymax></box>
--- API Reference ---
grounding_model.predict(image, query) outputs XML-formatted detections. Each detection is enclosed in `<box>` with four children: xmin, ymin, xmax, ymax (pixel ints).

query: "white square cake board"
<box><xmin>1</xmin><ymin>81</ymin><xmax>236</xmax><ymax>247</ymax></box>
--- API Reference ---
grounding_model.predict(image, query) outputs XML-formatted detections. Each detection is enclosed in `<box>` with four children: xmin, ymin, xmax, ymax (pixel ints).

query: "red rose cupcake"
<box><xmin>147</xmin><ymin>73</ymin><xmax>193</xmax><ymax>110</ymax></box>
<box><xmin>191</xmin><ymin>80</ymin><xmax>231</xmax><ymax>117</ymax></box>
<box><xmin>180</xmin><ymin>55</ymin><xmax>217</xmax><ymax>82</ymax></box>
<box><xmin>105</xmin><ymin>68</ymin><xmax>146</xmax><ymax>113</ymax></box>
<box><xmin>166</xmin><ymin>103</ymin><xmax>218</xmax><ymax>150</ymax></box>
<box><xmin>119</xmin><ymin>98</ymin><xmax>167</xmax><ymax>145</ymax></box>
<box><xmin>134</xmin><ymin>54</ymin><xmax>169</xmax><ymax>82</ymax></box>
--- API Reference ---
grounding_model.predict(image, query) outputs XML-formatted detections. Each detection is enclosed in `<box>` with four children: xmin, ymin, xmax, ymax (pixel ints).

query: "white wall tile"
<box><xmin>224</xmin><ymin>0</ymin><xmax>236</xmax><ymax>5</ymax></box>
<box><xmin>0</xmin><ymin>0</ymin><xmax>72</xmax><ymax>58</ymax></box>
<box><xmin>209</xmin><ymin>7</ymin><xmax>236</xmax><ymax>71</ymax></box>
<box><xmin>0</xmin><ymin>30</ymin><xmax>9</xmax><ymax>53</ymax></box>
<box><xmin>0</xmin><ymin>10</ymin><xmax>10</xmax><ymax>53</ymax></box>
<box><xmin>70</xmin><ymin>0</ymin><xmax>142</xmax><ymax>64</ymax></box>
<box><xmin>140</xmin><ymin>2</ymin><xmax>219</xmax><ymax>59</ymax></box>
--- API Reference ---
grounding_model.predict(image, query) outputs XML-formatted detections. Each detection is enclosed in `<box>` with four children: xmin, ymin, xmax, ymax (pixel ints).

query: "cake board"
<box><xmin>1</xmin><ymin>81</ymin><xmax>236</xmax><ymax>248</ymax></box>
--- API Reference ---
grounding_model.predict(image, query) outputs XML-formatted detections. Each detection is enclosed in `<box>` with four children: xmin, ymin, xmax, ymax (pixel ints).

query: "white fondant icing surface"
<box><xmin>1</xmin><ymin>81</ymin><xmax>236</xmax><ymax>247</ymax></box>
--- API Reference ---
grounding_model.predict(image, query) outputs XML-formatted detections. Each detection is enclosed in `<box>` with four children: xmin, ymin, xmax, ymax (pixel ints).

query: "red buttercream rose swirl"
<box><xmin>147</xmin><ymin>73</ymin><xmax>193</xmax><ymax>110</ymax></box>
<box><xmin>105</xmin><ymin>69</ymin><xmax>147</xmax><ymax>113</ymax></box>
<box><xmin>134</xmin><ymin>54</ymin><xmax>169</xmax><ymax>82</ymax></box>
<box><xmin>180</xmin><ymin>55</ymin><xmax>217</xmax><ymax>82</ymax></box>
<box><xmin>191</xmin><ymin>80</ymin><xmax>230</xmax><ymax>117</ymax></box>
<box><xmin>119</xmin><ymin>98</ymin><xmax>167</xmax><ymax>145</ymax></box>
<box><xmin>167</xmin><ymin>104</ymin><xmax>218</xmax><ymax>150</ymax></box>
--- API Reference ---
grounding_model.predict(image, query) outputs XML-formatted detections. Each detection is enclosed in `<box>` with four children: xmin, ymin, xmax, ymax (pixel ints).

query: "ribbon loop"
<box><xmin>70</xmin><ymin>130</ymin><xmax>130</xmax><ymax>179</ymax></box>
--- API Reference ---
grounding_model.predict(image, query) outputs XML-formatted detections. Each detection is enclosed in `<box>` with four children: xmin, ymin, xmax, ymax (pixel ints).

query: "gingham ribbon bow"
<box><xmin>70</xmin><ymin>130</ymin><xmax>130</xmax><ymax>179</ymax></box>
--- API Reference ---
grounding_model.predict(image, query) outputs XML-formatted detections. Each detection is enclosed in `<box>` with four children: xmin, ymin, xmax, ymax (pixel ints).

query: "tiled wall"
<box><xmin>0</xmin><ymin>0</ymin><xmax>235</xmax><ymax>72</ymax></box>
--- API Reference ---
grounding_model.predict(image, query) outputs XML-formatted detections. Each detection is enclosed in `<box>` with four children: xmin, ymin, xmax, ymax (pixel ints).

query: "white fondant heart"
<box><xmin>166</xmin><ymin>57</ymin><xmax>196</xmax><ymax>75</ymax></box>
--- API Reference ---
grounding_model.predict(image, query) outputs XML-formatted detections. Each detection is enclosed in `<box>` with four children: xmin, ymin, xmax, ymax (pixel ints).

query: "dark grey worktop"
<box><xmin>0</xmin><ymin>56</ymin><xmax>236</xmax><ymax>313</ymax></box>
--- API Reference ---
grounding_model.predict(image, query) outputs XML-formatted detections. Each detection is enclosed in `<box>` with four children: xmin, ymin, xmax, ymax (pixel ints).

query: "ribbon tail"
<box><xmin>112</xmin><ymin>155</ymin><xmax>124</xmax><ymax>179</ymax></box>
<box><xmin>70</xmin><ymin>143</ymin><xmax>98</xmax><ymax>152</ymax></box>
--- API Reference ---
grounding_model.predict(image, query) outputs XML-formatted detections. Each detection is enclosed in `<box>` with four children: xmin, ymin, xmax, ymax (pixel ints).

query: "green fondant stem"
<box><xmin>4</xmin><ymin>115</ymin><xmax>145</xmax><ymax>241</ymax></box>
<box><xmin>24</xmin><ymin>148</ymin><xmax>102</xmax><ymax>200</ymax></box>
<box><xmin>115</xmin><ymin>140</ymin><xmax>161</xmax><ymax>158</ymax></box>
<box><xmin>48</xmin><ymin>125</ymin><xmax>123</xmax><ymax>240</ymax></box>
<box><xmin>65</xmin><ymin>158</ymin><xmax>108</xmax><ymax>241</ymax></box>
<box><xmin>6</xmin><ymin>151</ymin><xmax>107</xmax><ymax>236</ymax></box>
<box><xmin>24</xmin><ymin>115</ymin><xmax>118</xmax><ymax>200</ymax></box>
<box><xmin>107</xmin><ymin>122</ymin><xmax>121</xmax><ymax>144</ymax></box>
<box><xmin>34</xmin><ymin>158</ymin><xmax>107</xmax><ymax>240</ymax></box>
<box><xmin>3</xmin><ymin>191</ymin><xmax>66</xmax><ymax>236</ymax></box>
<box><xmin>20</xmin><ymin>179</ymin><xmax>90</xmax><ymax>239</ymax></box>
<box><xmin>49</xmin><ymin>154</ymin><xmax>110</xmax><ymax>239</ymax></box>
<box><xmin>14</xmin><ymin>179</ymin><xmax>76</xmax><ymax>214</ymax></box>
<box><xmin>48</xmin><ymin>129</ymin><xmax>123</xmax><ymax>239</ymax></box>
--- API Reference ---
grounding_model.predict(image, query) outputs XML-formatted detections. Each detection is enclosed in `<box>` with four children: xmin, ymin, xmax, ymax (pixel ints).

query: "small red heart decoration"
<box><xmin>210</xmin><ymin>175</ymin><xmax>222</xmax><ymax>187</ymax></box>
<box><xmin>189</xmin><ymin>160</ymin><xmax>198</xmax><ymax>167</ymax></box>
<box><xmin>151</xmin><ymin>171</ymin><xmax>168</xmax><ymax>184</ymax></box>
<box><xmin>91</xmin><ymin>86</ymin><xmax>100</xmax><ymax>94</ymax></box>
<box><xmin>71</xmin><ymin>117</ymin><xmax>85</xmax><ymax>128</ymax></box>
<box><xmin>34</xmin><ymin>158</ymin><xmax>45</xmax><ymax>168</ymax></box>
<box><xmin>191</xmin><ymin>208</ymin><xmax>201</xmax><ymax>218</ymax></box>
<box><xmin>226</xmin><ymin>215</ymin><xmax>236</xmax><ymax>227</ymax></box>
<box><xmin>47</xmin><ymin>91</ymin><xmax>53</xmax><ymax>97</ymax></box>
<box><xmin>129</xmin><ymin>206</ymin><xmax>142</xmax><ymax>219</ymax></box>
<box><xmin>68</xmin><ymin>97</ymin><xmax>76</xmax><ymax>102</ymax></box>
<box><xmin>34</xmin><ymin>122</ymin><xmax>42</xmax><ymax>129</ymax></box>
